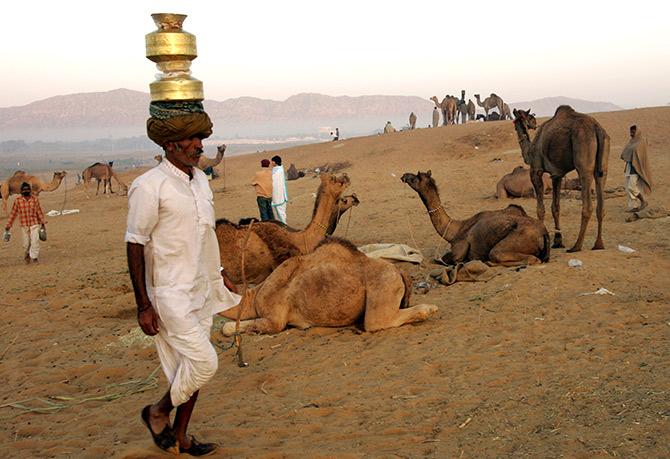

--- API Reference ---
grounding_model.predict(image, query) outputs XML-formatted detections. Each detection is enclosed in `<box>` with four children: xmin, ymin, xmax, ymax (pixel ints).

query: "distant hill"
<box><xmin>508</xmin><ymin>96</ymin><xmax>622</xmax><ymax>118</ymax></box>
<box><xmin>0</xmin><ymin>89</ymin><xmax>622</xmax><ymax>142</ymax></box>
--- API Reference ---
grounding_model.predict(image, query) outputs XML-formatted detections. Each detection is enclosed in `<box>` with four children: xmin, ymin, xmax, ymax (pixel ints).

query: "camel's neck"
<box><xmin>299</xmin><ymin>191</ymin><xmax>340</xmax><ymax>251</ymax></box>
<box><xmin>416</xmin><ymin>186</ymin><xmax>457</xmax><ymax>242</ymax></box>
<box><xmin>513</xmin><ymin>121</ymin><xmax>533</xmax><ymax>160</ymax></box>
<box><xmin>475</xmin><ymin>96</ymin><xmax>484</xmax><ymax>107</ymax></box>
<box><xmin>43</xmin><ymin>176</ymin><xmax>63</xmax><ymax>191</ymax></box>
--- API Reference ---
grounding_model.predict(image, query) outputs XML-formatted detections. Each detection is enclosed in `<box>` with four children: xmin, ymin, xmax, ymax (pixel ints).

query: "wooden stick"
<box><xmin>235</xmin><ymin>221</ymin><xmax>254</xmax><ymax>367</ymax></box>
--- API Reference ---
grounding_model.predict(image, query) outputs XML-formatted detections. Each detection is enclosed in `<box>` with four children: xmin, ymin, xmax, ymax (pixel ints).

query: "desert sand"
<box><xmin>0</xmin><ymin>107</ymin><xmax>668</xmax><ymax>458</ymax></box>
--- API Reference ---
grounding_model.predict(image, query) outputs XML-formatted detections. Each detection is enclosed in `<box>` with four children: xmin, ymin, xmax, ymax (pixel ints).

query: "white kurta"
<box><xmin>125</xmin><ymin>160</ymin><xmax>240</xmax><ymax>405</ymax></box>
<box><xmin>271</xmin><ymin>165</ymin><xmax>288</xmax><ymax>223</ymax></box>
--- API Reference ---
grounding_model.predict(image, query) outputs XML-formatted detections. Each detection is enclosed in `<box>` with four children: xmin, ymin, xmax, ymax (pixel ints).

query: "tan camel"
<box><xmin>401</xmin><ymin>170</ymin><xmax>550</xmax><ymax>266</ymax></box>
<box><xmin>474</xmin><ymin>93</ymin><xmax>505</xmax><ymax>119</ymax></box>
<box><xmin>1</xmin><ymin>171</ymin><xmax>67</xmax><ymax>214</ymax></box>
<box><xmin>430</xmin><ymin>96</ymin><xmax>458</xmax><ymax>125</ymax></box>
<box><xmin>513</xmin><ymin>107</ymin><xmax>609</xmax><ymax>252</ymax></box>
<box><xmin>82</xmin><ymin>163</ymin><xmax>128</xmax><ymax>197</ymax></box>
<box><xmin>154</xmin><ymin>154</ymin><xmax>163</xmax><ymax>164</ymax></box>
<box><xmin>409</xmin><ymin>112</ymin><xmax>417</xmax><ymax>129</ymax></box>
<box><xmin>467</xmin><ymin>99</ymin><xmax>476</xmax><ymax>121</ymax></box>
<box><xmin>197</xmin><ymin>144</ymin><xmax>226</xmax><ymax>170</ymax></box>
<box><xmin>496</xmin><ymin>166</ymin><xmax>585</xmax><ymax>199</ymax></box>
<box><xmin>220</xmin><ymin>238</ymin><xmax>438</xmax><ymax>335</ymax></box>
<box><xmin>215</xmin><ymin>173</ymin><xmax>351</xmax><ymax>284</ymax></box>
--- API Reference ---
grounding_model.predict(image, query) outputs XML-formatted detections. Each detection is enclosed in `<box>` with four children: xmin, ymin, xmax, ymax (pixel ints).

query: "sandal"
<box><xmin>179</xmin><ymin>436</ymin><xmax>218</xmax><ymax>456</ymax></box>
<box><xmin>141</xmin><ymin>405</ymin><xmax>179</xmax><ymax>454</ymax></box>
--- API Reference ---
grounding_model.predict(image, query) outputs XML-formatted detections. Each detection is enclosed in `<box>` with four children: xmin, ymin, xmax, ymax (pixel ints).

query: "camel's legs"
<box><xmin>365</xmin><ymin>304</ymin><xmax>438</xmax><ymax>332</ymax></box>
<box><xmin>95</xmin><ymin>179</ymin><xmax>101</xmax><ymax>195</ymax></box>
<box><xmin>440</xmin><ymin>240</ymin><xmax>470</xmax><ymax>265</ymax></box>
<box><xmin>568</xmin><ymin>173</ymin><xmax>595</xmax><ymax>253</ymax></box>
<box><xmin>221</xmin><ymin>317</ymin><xmax>285</xmax><ymax>336</ymax></box>
<box><xmin>530</xmin><ymin>168</ymin><xmax>546</xmax><ymax>224</ymax></box>
<box><xmin>592</xmin><ymin>171</ymin><xmax>607</xmax><ymax>250</ymax></box>
<box><xmin>496</xmin><ymin>180</ymin><xmax>508</xmax><ymax>199</ymax></box>
<box><xmin>488</xmin><ymin>231</ymin><xmax>544</xmax><ymax>267</ymax></box>
<box><xmin>550</xmin><ymin>176</ymin><xmax>564</xmax><ymax>248</ymax></box>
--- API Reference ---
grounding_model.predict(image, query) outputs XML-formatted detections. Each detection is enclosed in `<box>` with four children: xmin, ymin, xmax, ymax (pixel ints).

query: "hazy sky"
<box><xmin>3</xmin><ymin>1</ymin><xmax>668</xmax><ymax>108</ymax></box>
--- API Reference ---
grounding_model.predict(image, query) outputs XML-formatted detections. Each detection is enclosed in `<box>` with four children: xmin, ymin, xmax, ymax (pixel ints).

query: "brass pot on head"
<box><xmin>145</xmin><ymin>13</ymin><xmax>203</xmax><ymax>101</ymax></box>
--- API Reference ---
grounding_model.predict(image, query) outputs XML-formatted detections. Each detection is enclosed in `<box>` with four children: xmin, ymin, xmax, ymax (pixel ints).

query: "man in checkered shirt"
<box><xmin>5</xmin><ymin>182</ymin><xmax>46</xmax><ymax>264</ymax></box>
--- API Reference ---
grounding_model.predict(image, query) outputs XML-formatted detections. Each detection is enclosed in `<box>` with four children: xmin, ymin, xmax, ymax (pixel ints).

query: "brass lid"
<box><xmin>149</xmin><ymin>78</ymin><xmax>204</xmax><ymax>102</ymax></box>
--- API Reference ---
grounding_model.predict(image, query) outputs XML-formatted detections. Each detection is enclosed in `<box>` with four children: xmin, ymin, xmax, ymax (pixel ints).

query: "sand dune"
<box><xmin>0</xmin><ymin>107</ymin><xmax>668</xmax><ymax>457</ymax></box>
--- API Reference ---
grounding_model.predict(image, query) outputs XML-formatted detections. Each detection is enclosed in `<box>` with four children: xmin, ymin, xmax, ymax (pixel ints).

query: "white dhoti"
<box><xmin>271</xmin><ymin>165</ymin><xmax>289</xmax><ymax>224</ymax></box>
<box><xmin>625</xmin><ymin>173</ymin><xmax>641</xmax><ymax>210</ymax></box>
<box><xmin>272</xmin><ymin>203</ymin><xmax>287</xmax><ymax>223</ymax></box>
<box><xmin>20</xmin><ymin>224</ymin><xmax>40</xmax><ymax>260</ymax></box>
<box><xmin>154</xmin><ymin>316</ymin><xmax>218</xmax><ymax>407</ymax></box>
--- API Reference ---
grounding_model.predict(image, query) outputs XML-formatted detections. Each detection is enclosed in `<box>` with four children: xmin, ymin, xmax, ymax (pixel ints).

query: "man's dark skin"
<box><xmin>127</xmin><ymin>137</ymin><xmax>237</xmax><ymax>450</ymax></box>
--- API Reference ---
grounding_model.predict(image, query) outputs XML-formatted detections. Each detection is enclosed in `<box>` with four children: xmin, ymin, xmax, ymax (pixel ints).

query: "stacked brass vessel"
<box><xmin>145</xmin><ymin>13</ymin><xmax>204</xmax><ymax>101</ymax></box>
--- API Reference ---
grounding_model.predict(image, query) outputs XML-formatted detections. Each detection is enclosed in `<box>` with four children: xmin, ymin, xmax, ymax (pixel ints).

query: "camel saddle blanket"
<box><xmin>357</xmin><ymin>243</ymin><xmax>423</xmax><ymax>264</ymax></box>
<box><xmin>430</xmin><ymin>260</ymin><xmax>501</xmax><ymax>285</ymax></box>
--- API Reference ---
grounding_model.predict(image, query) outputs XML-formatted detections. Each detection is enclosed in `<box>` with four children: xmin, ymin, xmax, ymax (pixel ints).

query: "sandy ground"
<box><xmin>0</xmin><ymin>107</ymin><xmax>668</xmax><ymax>458</ymax></box>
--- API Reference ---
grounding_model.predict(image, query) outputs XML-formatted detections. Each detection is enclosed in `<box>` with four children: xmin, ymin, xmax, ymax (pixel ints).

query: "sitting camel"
<box><xmin>220</xmin><ymin>238</ymin><xmax>438</xmax><ymax>335</ymax></box>
<box><xmin>496</xmin><ymin>166</ymin><xmax>586</xmax><ymax>199</ymax></box>
<box><xmin>82</xmin><ymin>162</ymin><xmax>128</xmax><ymax>197</ymax></box>
<box><xmin>215</xmin><ymin>173</ymin><xmax>351</xmax><ymax>284</ymax></box>
<box><xmin>401</xmin><ymin>170</ymin><xmax>550</xmax><ymax>266</ymax></box>
<box><xmin>1</xmin><ymin>170</ymin><xmax>67</xmax><ymax>214</ymax></box>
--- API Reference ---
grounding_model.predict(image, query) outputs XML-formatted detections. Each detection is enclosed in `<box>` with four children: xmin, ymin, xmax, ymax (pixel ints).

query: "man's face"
<box><xmin>271</xmin><ymin>160</ymin><xmax>277</xmax><ymax>167</ymax></box>
<box><xmin>21</xmin><ymin>186</ymin><xmax>31</xmax><ymax>196</ymax></box>
<box><xmin>166</xmin><ymin>137</ymin><xmax>204</xmax><ymax>169</ymax></box>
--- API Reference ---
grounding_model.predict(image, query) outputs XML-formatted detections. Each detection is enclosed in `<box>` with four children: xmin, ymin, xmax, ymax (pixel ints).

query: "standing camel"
<box><xmin>1</xmin><ymin>171</ymin><xmax>67</xmax><ymax>215</ymax></box>
<box><xmin>82</xmin><ymin>162</ymin><xmax>127</xmax><ymax>197</ymax></box>
<box><xmin>409</xmin><ymin>112</ymin><xmax>417</xmax><ymax>130</ymax></box>
<box><xmin>512</xmin><ymin>106</ymin><xmax>609</xmax><ymax>252</ymax></box>
<box><xmin>430</xmin><ymin>96</ymin><xmax>457</xmax><ymax>125</ymax></box>
<box><xmin>197</xmin><ymin>144</ymin><xmax>226</xmax><ymax>171</ymax></box>
<box><xmin>474</xmin><ymin>93</ymin><xmax>505</xmax><ymax>120</ymax></box>
<box><xmin>401</xmin><ymin>170</ymin><xmax>550</xmax><ymax>266</ymax></box>
<box><xmin>467</xmin><ymin>99</ymin><xmax>476</xmax><ymax>121</ymax></box>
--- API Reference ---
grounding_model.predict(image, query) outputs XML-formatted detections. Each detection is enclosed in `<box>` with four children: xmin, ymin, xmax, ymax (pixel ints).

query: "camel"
<box><xmin>401</xmin><ymin>170</ymin><xmax>550</xmax><ymax>266</ymax></box>
<box><xmin>154</xmin><ymin>154</ymin><xmax>163</xmax><ymax>164</ymax></box>
<box><xmin>154</xmin><ymin>145</ymin><xmax>223</xmax><ymax>171</ymax></box>
<box><xmin>82</xmin><ymin>162</ymin><xmax>128</xmax><ymax>197</ymax></box>
<box><xmin>502</xmin><ymin>103</ymin><xmax>512</xmax><ymax>120</ymax></box>
<box><xmin>474</xmin><ymin>93</ymin><xmax>505</xmax><ymax>120</ymax></box>
<box><xmin>220</xmin><ymin>238</ymin><xmax>438</xmax><ymax>335</ymax></box>
<box><xmin>467</xmin><ymin>99</ymin><xmax>476</xmax><ymax>121</ymax></box>
<box><xmin>409</xmin><ymin>112</ymin><xmax>417</xmax><ymax>129</ymax></box>
<box><xmin>512</xmin><ymin>107</ymin><xmax>609</xmax><ymax>252</ymax></box>
<box><xmin>496</xmin><ymin>166</ymin><xmax>584</xmax><ymax>199</ymax></box>
<box><xmin>430</xmin><ymin>96</ymin><xmax>458</xmax><ymax>125</ymax></box>
<box><xmin>215</xmin><ymin>173</ymin><xmax>351</xmax><ymax>284</ymax></box>
<box><xmin>457</xmin><ymin>102</ymin><xmax>468</xmax><ymax>124</ymax></box>
<box><xmin>1</xmin><ymin>171</ymin><xmax>67</xmax><ymax>214</ymax></box>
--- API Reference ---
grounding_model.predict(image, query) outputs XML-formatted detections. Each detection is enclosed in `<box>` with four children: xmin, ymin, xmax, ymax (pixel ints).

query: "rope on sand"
<box><xmin>0</xmin><ymin>365</ymin><xmax>161</xmax><ymax>419</ymax></box>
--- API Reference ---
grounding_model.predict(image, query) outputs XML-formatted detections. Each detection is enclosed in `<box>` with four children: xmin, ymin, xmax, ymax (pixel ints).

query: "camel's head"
<box><xmin>401</xmin><ymin>170</ymin><xmax>434</xmax><ymax>192</ymax></box>
<box><xmin>337</xmin><ymin>193</ymin><xmax>360</xmax><ymax>212</ymax></box>
<box><xmin>217</xmin><ymin>144</ymin><xmax>226</xmax><ymax>155</ymax></box>
<box><xmin>512</xmin><ymin>108</ymin><xmax>537</xmax><ymax>130</ymax></box>
<box><xmin>320</xmin><ymin>173</ymin><xmax>350</xmax><ymax>197</ymax></box>
<box><xmin>54</xmin><ymin>171</ymin><xmax>67</xmax><ymax>180</ymax></box>
<box><xmin>154</xmin><ymin>154</ymin><xmax>163</xmax><ymax>163</ymax></box>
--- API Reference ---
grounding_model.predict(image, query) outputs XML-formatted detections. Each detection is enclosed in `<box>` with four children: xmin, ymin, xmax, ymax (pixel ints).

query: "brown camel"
<box><xmin>82</xmin><ymin>162</ymin><xmax>128</xmax><ymax>197</ymax></box>
<box><xmin>220</xmin><ymin>238</ymin><xmax>438</xmax><ymax>335</ymax></box>
<box><xmin>474</xmin><ymin>93</ymin><xmax>505</xmax><ymax>119</ymax></box>
<box><xmin>502</xmin><ymin>103</ymin><xmax>512</xmax><ymax>120</ymax></box>
<box><xmin>2</xmin><ymin>171</ymin><xmax>67</xmax><ymax>214</ymax></box>
<box><xmin>215</xmin><ymin>173</ymin><xmax>351</xmax><ymax>284</ymax></box>
<box><xmin>430</xmin><ymin>96</ymin><xmax>458</xmax><ymax>125</ymax></box>
<box><xmin>409</xmin><ymin>112</ymin><xmax>417</xmax><ymax>129</ymax></box>
<box><xmin>513</xmin><ymin>106</ymin><xmax>609</xmax><ymax>252</ymax></box>
<box><xmin>467</xmin><ymin>99</ymin><xmax>476</xmax><ymax>121</ymax></box>
<box><xmin>496</xmin><ymin>166</ymin><xmax>585</xmax><ymax>199</ymax></box>
<box><xmin>401</xmin><ymin>170</ymin><xmax>550</xmax><ymax>266</ymax></box>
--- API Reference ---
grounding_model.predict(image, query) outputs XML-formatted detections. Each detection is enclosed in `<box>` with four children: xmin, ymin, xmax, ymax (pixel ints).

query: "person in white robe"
<box><xmin>270</xmin><ymin>155</ymin><xmax>289</xmax><ymax>223</ymax></box>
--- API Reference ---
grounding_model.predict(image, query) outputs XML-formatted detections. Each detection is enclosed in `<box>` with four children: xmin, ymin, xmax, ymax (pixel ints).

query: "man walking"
<box><xmin>5</xmin><ymin>182</ymin><xmax>46</xmax><ymax>264</ymax></box>
<box><xmin>620</xmin><ymin>125</ymin><xmax>652</xmax><ymax>212</ymax></box>
<box><xmin>252</xmin><ymin>159</ymin><xmax>273</xmax><ymax>221</ymax></box>
<box><xmin>271</xmin><ymin>155</ymin><xmax>289</xmax><ymax>223</ymax></box>
<box><xmin>126</xmin><ymin>100</ymin><xmax>240</xmax><ymax>455</ymax></box>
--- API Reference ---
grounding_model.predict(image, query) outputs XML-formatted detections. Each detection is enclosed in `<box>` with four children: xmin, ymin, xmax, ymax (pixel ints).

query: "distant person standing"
<box><xmin>271</xmin><ymin>155</ymin><xmax>289</xmax><ymax>223</ymax></box>
<box><xmin>5</xmin><ymin>182</ymin><xmax>46</xmax><ymax>264</ymax></box>
<box><xmin>620</xmin><ymin>125</ymin><xmax>652</xmax><ymax>212</ymax></box>
<box><xmin>409</xmin><ymin>112</ymin><xmax>417</xmax><ymax>130</ymax></box>
<box><xmin>251</xmin><ymin>159</ymin><xmax>274</xmax><ymax>221</ymax></box>
<box><xmin>432</xmin><ymin>106</ymin><xmax>440</xmax><ymax>128</ymax></box>
<box><xmin>334</xmin><ymin>128</ymin><xmax>340</xmax><ymax>141</ymax></box>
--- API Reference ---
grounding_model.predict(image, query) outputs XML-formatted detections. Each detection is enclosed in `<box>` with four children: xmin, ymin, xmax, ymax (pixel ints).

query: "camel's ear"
<box><xmin>426</xmin><ymin>169</ymin><xmax>432</xmax><ymax>177</ymax></box>
<box><xmin>525</xmin><ymin>109</ymin><xmax>531</xmax><ymax>115</ymax></box>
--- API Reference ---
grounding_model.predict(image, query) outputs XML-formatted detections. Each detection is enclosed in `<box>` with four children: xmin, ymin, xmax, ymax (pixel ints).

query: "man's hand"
<box><xmin>138</xmin><ymin>305</ymin><xmax>160</xmax><ymax>336</ymax></box>
<box><xmin>222</xmin><ymin>271</ymin><xmax>238</xmax><ymax>294</ymax></box>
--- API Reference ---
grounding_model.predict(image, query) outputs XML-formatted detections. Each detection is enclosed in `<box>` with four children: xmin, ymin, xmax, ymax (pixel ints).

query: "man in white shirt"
<box><xmin>127</xmin><ymin>102</ymin><xmax>240</xmax><ymax>455</ymax></box>
<box><xmin>270</xmin><ymin>154</ymin><xmax>289</xmax><ymax>223</ymax></box>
